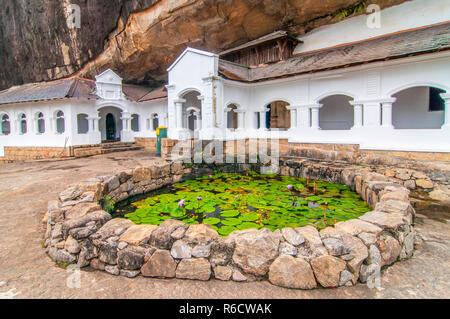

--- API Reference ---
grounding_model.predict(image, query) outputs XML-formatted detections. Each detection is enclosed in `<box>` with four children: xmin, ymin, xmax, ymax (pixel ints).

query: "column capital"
<box><xmin>440</xmin><ymin>93</ymin><xmax>450</xmax><ymax>101</ymax></box>
<box><xmin>165</xmin><ymin>84</ymin><xmax>176</xmax><ymax>91</ymax></box>
<box><xmin>173</xmin><ymin>98</ymin><xmax>186</xmax><ymax>104</ymax></box>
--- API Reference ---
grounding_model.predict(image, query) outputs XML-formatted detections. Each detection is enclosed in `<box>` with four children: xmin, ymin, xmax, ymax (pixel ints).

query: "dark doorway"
<box><xmin>105</xmin><ymin>113</ymin><xmax>116</xmax><ymax>141</ymax></box>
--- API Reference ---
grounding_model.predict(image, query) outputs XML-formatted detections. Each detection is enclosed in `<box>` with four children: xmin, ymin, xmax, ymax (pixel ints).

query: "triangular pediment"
<box><xmin>95</xmin><ymin>69</ymin><xmax>123</xmax><ymax>84</ymax></box>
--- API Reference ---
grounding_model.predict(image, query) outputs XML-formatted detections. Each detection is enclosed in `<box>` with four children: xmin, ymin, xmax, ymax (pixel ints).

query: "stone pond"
<box><xmin>43</xmin><ymin>160</ymin><xmax>415</xmax><ymax>289</ymax></box>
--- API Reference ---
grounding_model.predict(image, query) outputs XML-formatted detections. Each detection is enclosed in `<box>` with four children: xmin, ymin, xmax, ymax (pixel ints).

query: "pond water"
<box><xmin>114</xmin><ymin>172</ymin><xmax>371</xmax><ymax>237</ymax></box>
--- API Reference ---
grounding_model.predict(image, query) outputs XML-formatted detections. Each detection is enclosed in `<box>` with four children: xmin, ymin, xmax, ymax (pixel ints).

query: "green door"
<box><xmin>157</xmin><ymin>127</ymin><xmax>167</xmax><ymax>156</ymax></box>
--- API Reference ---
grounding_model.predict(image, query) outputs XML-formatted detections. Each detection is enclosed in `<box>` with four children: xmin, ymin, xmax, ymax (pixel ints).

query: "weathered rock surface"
<box><xmin>176</xmin><ymin>258</ymin><xmax>211</xmax><ymax>281</ymax></box>
<box><xmin>0</xmin><ymin>0</ymin><xmax>407</xmax><ymax>90</ymax></box>
<box><xmin>232</xmin><ymin>228</ymin><xmax>281</xmax><ymax>276</ymax></box>
<box><xmin>214</xmin><ymin>266</ymin><xmax>233</xmax><ymax>281</ymax></box>
<box><xmin>268</xmin><ymin>255</ymin><xmax>317</xmax><ymax>289</ymax></box>
<box><xmin>141</xmin><ymin>249</ymin><xmax>177</xmax><ymax>278</ymax></box>
<box><xmin>119</xmin><ymin>225</ymin><xmax>158</xmax><ymax>245</ymax></box>
<box><xmin>117</xmin><ymin>246</ymin><xmax>146</xmax><ymax>270</ymax></box>
<box><xmin>310</xmin><ymin>255</ymin><xmax>347</xmax><ymax>288</ymax></box>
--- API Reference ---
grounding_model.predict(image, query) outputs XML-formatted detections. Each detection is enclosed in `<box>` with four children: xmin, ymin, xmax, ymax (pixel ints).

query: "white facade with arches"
<box><xmin>1</xmin><ymin>0</ymin><xmax>449</xmax><ymax>158</ymax></box>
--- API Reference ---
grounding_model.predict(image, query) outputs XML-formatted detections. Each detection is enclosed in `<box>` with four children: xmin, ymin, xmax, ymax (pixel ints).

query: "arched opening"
<box><xmin>18</xmin><ymin>113</ymin><xmax>27</xmax><ymax>134</ymax></box>
<box><xmin>36</xmin><ymin>112</ymin><xmax>45</xmax><ymax>134</ymax></box>
<box><xmin>265</xmin><ymin>101</ymin><xmax>290</xmax><ymax>130</ymax></box>
<box><xmin>227</xmin><ymin>104</ymin><xmax>238</xmax><ymax>130</ymax></box>
<box><xmin>181</xmin><ymin>91</ymin><xmax>202</xmax><ymax>132</ymax></box>
<box><xmin>318</xmin><ymin>95</ymin><xmax>354</xmax><ymax>130</ymax></box>
<box><xmin>55</xmin><ymin>110</ymin><xmax>65</xmax><ymax>134</ymax></box>
<box><xmin>105</xmin><ymin>114</ymin><xmax>116</xmax><ymax>140</ymax></box>
<box><xmin>392</xmin><ymin>86</ymin><xmax>445</xmax><ymax>129</ymax></box>
<box><xmin>1</xmin><ymin>114</ymin><xmax>10</xmax><ymax>135</ymax></box>
<box><xmin>131</xmin><ymin>114</ymin><xmax>140</xmax><ymax>132</ymax></box>
<box><xmin>77</xmin><ymin>114</ymin><xmax>89</xmax><ymax>134</ymax></box>
<box><xmin>152</xmin><ymin>114</ymin><xmax>159</xmax><ymax>131</ymax></box>
<box><xmin>98</xmin><ymin>106</ymin><xmax>122</xmax><ymax>142</ymax></box>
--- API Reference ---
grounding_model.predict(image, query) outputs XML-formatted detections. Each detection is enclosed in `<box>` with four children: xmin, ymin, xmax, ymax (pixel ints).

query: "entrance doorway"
<box><xmin>105</xmin><ymin>113</ymin><xmax>117</xmax><ymax>141</ymax></box>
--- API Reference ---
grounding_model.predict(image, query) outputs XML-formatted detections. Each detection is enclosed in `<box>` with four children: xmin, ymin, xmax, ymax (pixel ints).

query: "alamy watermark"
<box><xmin>66</xmin><ymin>4</ymin><xmax>81</xmax><ymax>29</ymax></box>
<box><xmin>366</xmin><ymin>4</ymin><xmax>381</xmax><ymax>29</ymax></box>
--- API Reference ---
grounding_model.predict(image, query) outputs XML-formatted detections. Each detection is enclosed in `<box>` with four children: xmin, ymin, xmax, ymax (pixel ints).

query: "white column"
<box><xmin>258</xmin><ymin>107</ymin><xmax>269</xmax><ymax>130</ymax></box>
<box><xmin>349</xmin><ymin>102</ymin><xmax>363</xmax><ymax>129</ymax></box>
<box><xmin>310</xmin><ymin>104</ymin><xmax>322</xmax><ymax>130</ymax></box>
<box><xmin>87</xmin><ymin>117</ymin><xmax>100</xmax><ymax>132</ymax></box>
<box><xmin>174</xmin><ymin>98</ymin><xmax>185</xmax><ymax>130</ymax></box>
<box><xmin>441</xmin><ymin>93</ymin><xmax>450</xmax><ymax>129</ymax></box>
<box><xmin>286</xmin><ymin>106</ymin><xmax>297</xmax><ymax>130</ymax></box>
<box><xmin>381</xmin><ymin>98</ymin><xmax>396</xmax><ymax>129</ymax></box>
<box><xmin>236</xmin><ymin>110</ymin><xmax>245</xmax><ymax>130</ymax></box>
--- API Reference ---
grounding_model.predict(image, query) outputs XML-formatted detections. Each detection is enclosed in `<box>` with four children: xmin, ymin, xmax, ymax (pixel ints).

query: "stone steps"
<box><xmin>100</xmin><ymin>142</ymin><xmax>144</xmax><ymax>154</ymax></box>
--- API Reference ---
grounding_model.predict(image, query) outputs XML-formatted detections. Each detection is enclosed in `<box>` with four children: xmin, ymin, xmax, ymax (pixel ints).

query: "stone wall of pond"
<box><xmin>43</xmin><ymin>159</ymin><xmax>415</xmax><ymax>289</ymax></box>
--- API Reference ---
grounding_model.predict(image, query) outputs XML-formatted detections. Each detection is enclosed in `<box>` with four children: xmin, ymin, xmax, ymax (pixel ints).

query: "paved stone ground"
<box><xmin>0</xmin><ymin>150</ymin><xmax>448</xmax><ymax>299</ymax></box>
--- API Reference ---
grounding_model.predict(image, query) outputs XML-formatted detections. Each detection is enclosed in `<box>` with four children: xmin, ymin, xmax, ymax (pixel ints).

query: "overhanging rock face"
<box><xmin>0</xmin><ymin>0</ymin><xmax>408</xmax><ymax>90</ymax></box>
<box><xmin>43</xmin><ymin>160</ymin><xmax>415</xmax><ymax>289</ymax></box>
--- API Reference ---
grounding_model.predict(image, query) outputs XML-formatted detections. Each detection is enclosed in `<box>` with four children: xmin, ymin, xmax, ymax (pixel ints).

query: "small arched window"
<box><xmin>36</xmin><ymin>112</ymin><xmax>45</xmax><ymax>134</ymax></box>
<box><xmin>56</xmin><ymin>111</ymin><xmax>65</xmax><ymax>134</ymax></box>
<box><xmin>131</xmin><ymin>114</ymin><xmax>140</xmax><ymax>132</ymax></box>
<box><xmin>1</xmin><ymin>114</ymin><xmax>11</xmax><ymax>135</ymax></box>
<box><xmin>77</xmin><ymin>114</ymin><xmax>89</xmax><ymax>134</ymax></box>
<box><xmin>19</xmin><ymin>113</ymin><xmax>27</xmax><ymax>134</ymax></box>
<box><xmin>152</xmin><ymin>114</ymin><xmax>159</xmax><ymax>131</ymax></box>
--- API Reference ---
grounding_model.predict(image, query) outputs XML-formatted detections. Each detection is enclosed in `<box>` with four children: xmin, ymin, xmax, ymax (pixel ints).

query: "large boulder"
<box><xmin>119</xmin><ymin>225</ymin><xmax>158</xmax><ymax>245</ymax></box>
<box><xmin>183</xmin><ymin>224</ymin><xmax>219</xmax><ymax>244</ymax></box>
<box><xmin>295</xmin><ymin>226</ymin><xmax>328</xmax><ymax>261</ymax></box>
<box><xmin>268</xmin><ymin>255</ymin><xmax>317</xmax><ymax>289</ymax></box>
<box><xmin>149</xmin><ymin>219</ymin><xmax>187</xmax><ymax>249</ymax></box>
<box><xmin>334</xmin><ymin>219</ymin><xmax>383</xmax><ymax>236</ymax></box>
<box><xmin>310</xmin><ymin>255</ymin><xmax>347</xmax><ymax>288</ymax></box>
<box><xmin>376</xmin><ymin>234</ymin><xmax>401</xmax><ymax>266</ymax></box>
<box><xmin>141</xmin><ymin>249</ymin><xmax>177</xmax><ymax>278</ymax></box>
<box><xmin>176</xmin><ymin>258</ymin><xmax>211</xmax><ymax>281</ymax></box>
<box><xmin>232</xmin><ymin>228</ymin><xmax>281</xmax><ymax>276</ymax></box>
<box><xmin>117</xmin><ymin>246</ymin><xmax>146</xmax><ymax>270</ymax></box>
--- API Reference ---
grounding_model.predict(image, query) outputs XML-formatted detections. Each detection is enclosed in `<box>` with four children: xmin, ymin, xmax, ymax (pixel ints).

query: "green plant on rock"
<box><xmin>103</xmin><ymin>196</ymin><xmax>116</xmax><ymax>214</ymax></box>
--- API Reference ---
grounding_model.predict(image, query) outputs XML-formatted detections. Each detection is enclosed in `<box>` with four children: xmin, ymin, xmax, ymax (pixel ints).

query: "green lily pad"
<box><xmin>203</xmin><ymin>217</ymin><xmax>221</xmax><ymax>225</ymax></box>
<box><xmin>220</xmin><ymin>210</ymin><xmax>240</xmax><ymax>217</ymax></box>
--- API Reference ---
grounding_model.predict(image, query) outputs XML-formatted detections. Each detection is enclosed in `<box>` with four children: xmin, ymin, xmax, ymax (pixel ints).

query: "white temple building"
<box><xmin>0</xmin><ymin>0</ymin><xmax>449</xmax><ymax>161</ymax></box>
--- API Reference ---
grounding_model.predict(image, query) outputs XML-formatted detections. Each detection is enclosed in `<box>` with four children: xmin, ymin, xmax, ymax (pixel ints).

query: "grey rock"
<box><xmin>279</xmin><ymin>242</ymin><xmax>298</xmax><ymax>256</ymax></box>
<box><xmin>105</xmin><ymin>265</ymin><xmax>120</xmax><ymax>276</ymax></box>
<box><xmin>98</xmin><ymin>242</ymin><xmax>118</xmax><ymax>265</ymax></box>
<box><xmin>359</xmin><ymin>263</ymin><xmax>381</xmax><ymax>283</ymax></box>
<box><xmin>322</xmin><ymin>238</ymin><xmax>350</xmax><ymax>256</ymax></box>
<box><xmin>117</xmin><ymin>246</ymin><xmax>146</xmax><ymax>270</ymax></box>
<box><xmin>281</xmin><ymin>228</ymin><xmax>305</xmax><ymax>246</ymax></box>
<box><xmin>171</xmin><ymin>240</ymin><xmax>192</xmax><ymax>259</ymax></box>
<box><xmin>120</xmin><ymin>270</ymin><xmax>140</xmax><ymax>278</ymax></box>
<box><xmin>192</xmin><ymin>244</ymin><xmax>212</xmax><ymax>258</ymax></box>
<box><xmin>339</xmin><ymin>270</ymin><xmax>353</xmax><ymax>287</ymax></box>
<box><xmin>358</xmin><ymin>232</ymin><xmax>378</xmax><ymax>246</ymax></box>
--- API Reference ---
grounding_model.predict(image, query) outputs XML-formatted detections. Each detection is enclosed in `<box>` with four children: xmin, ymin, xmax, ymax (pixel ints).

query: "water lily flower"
<box><xmin>209</xmin><ymin>174</ymin><xmax>213</xmax><ymax>178</ymax></box>
<box><xmin>178</xmin><ymin>199</ymin><xmax>185</xmax><ymax>207</ymax></box>
<box><xmin>197</xmin><ymin>196</ymin><xmax>202</xmax><ymax>201</ymax></box>
<box><xmin>287</xmin><ymin>185</ymin><xmax>293</xmax><ymax>190</ymax></box>
<box><xmin>235</xmin><ymin>195</ymin><xmax>239</xmax><ymax>199</ymax></box>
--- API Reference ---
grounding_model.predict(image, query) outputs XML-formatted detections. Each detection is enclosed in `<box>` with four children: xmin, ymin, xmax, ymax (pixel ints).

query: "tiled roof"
<box><xmin>219</xmin><ymin>22</ymin><xmax>450</xmax><ymax>83</ymax></box>
<box><xmin>0</xmin><ymin>77</ymin><xmax>157</xmax><ymax>105</ymax></box>
<box><xmin>138</xmin><ymin>86</ymin><xmax>168</xmax><ymax>102</ymax></box>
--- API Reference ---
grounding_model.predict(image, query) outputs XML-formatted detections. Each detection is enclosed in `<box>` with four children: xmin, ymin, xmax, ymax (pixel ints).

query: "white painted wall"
<box><xmin>294</xmin><ymin>0</ymin><xmax>450</xmax><ymax>54</ymax></box>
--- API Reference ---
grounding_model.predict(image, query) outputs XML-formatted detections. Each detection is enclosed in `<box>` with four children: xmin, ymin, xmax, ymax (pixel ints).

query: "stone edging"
<box><xmin>43</xmin><ymin>160</ymin><xmax>415</xmax><ymax>289</ymax></box>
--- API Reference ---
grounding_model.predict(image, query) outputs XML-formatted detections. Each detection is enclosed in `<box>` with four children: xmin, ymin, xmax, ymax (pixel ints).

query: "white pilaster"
<box><xmin>173</xmin><ymin>98</ymin><xmax>185</xmax><ymax>130</ymax></box>
<box><xmin>349</xmin><ymin>101</ymin><xmax>363</xmax><ymax>129</ymax></box>
<box><xmin>381</xmin><ymin>98</ymin><xmax>396</xmax><ymax>129</ymax></box>
<box><xmin>441</xmin><ymin>93</ymin><xmax>450</xmax><ymax>129</ymax></box>
<box><xmin>310</xmin><ymin>104</ymin><xmax>323</xmax><ymax>130</ymax></box>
